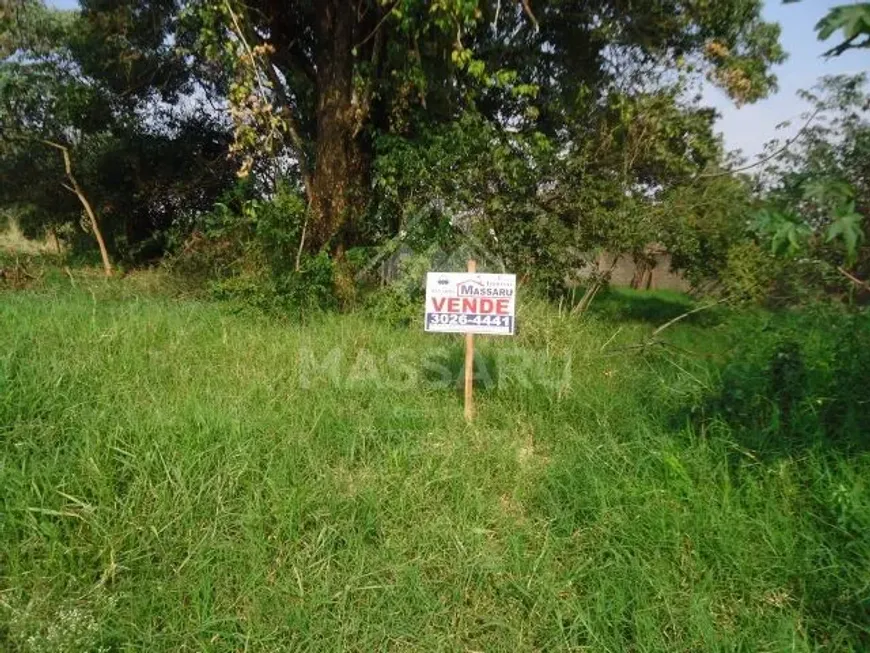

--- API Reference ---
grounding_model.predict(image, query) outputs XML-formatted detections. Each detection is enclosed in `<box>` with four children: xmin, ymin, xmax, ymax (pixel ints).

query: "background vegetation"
<box><xmin>2</xmin><ymin>0</ymin><xmax>867</xmax><ymax>305</ymax></box>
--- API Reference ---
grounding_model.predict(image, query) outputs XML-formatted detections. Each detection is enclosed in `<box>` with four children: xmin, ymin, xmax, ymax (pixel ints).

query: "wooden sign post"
<box><xmin>464</xmin><ymin>260</ymin><xmax>476</xmax><ymax>421</ymax></box>
<box><xmin>423</xmin><ymin>262</ymin><xmax>516</xmax><ymax>423</ymax></box>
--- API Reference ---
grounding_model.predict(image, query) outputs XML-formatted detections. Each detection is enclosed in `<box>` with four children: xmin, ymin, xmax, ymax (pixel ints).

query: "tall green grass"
<box><xmin>1</xmin><ymin>278</ymin><xmax>868</xmax><ymax>651</ymax></box>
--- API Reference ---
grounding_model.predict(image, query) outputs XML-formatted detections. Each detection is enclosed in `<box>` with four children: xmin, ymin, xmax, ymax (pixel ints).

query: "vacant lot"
<box><xmin>2</xmin><ymin>279</ymin><xmax>868</xmax><ymax>651</ymax></box>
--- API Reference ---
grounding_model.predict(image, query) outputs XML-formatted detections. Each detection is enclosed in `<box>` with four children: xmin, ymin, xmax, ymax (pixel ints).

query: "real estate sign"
<box><xmin>424</xmin><ymin>272</ymin><xmax>516</xmax><ymax>335</ymax></box>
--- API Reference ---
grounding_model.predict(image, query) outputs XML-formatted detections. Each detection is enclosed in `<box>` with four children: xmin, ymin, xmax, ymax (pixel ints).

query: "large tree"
<box><xmin>3</xmin><ymin>0</ymin><xmax>787</xmax><ymax>282</ymax></box>
<box><xmin>176</xmin><ymin>0</ymin><xmax>785</xmax><ymax>253</ymax></box>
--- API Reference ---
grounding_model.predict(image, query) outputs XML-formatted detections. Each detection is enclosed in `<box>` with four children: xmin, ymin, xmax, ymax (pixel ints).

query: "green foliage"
<box><xmin>816</xmin><ymin>3</ymin><xmax>870</xmax><ymax>56</ymax></box>
<box><xmin>586</xmin><ymin>286</ymin><xmax>699</xmax><ymax>324</ymax></box>
<box><xmin>697</xmin><ymin>309</ymin><xmax>870</xmax><ymax>451</ymax></box>
<box><xmin>361</xmin><ymin>283</ymin><xmax>422</xmax><ymax>327</ymax></box>
<box><xmin>3</xmin><ymin>0</ymin><xmax>789</xmax><ymax>295</ymax></box>
<box><xmin>722</xmin><ymin>241</ymin><xmax>782</xmax><ymax>303</ymax></box>
<box><xmin>0</xmin><ymin>0</ymin><xmax>237</xmax><ymax>262</ymax></box>
<box><xmin>209</xmin><ymin>251</ymin><xmax>338</xmax><ymax>314</ymax></box>
<box><xmin>748</xmin><ymin>74</ymin><xmax>870</xmax><ymax>302</ymax></box>
<box><xmin>826</xmin><ymin>203</ymin><xmax>865</xmax><ymax>265</ymax></box>
<box><xmin>660</xmin><ymin>175</ymin><xmax>756</xmax><ymax>286</ymax></box>
<box><xmin>167</xmin><ymin>181</ymin><xmax>341</xmax><ymax>313</ymax></box>
<box><xmin>371</xmin><ymin>111</ymin><xmax>578</xmax><ymax>295</ymax></box>
<box><xmin>71</xmin><ymin>0</ymin><xmax>190</xmax><ymax>104</ymax></box>
<box><xmin>372</xmin><ymin>88</ymin><xmax>748</xmax><ymax>298</ymax></box>
<box><xmin>750</xmin><ymin>208</ymin><xmax>811</xmax><ymax>256</ymax></box>
<box><xmin>177</xmin><ymin>0</ymin><xmax>786</xmax><ymax>253</ymax></box>
<box><xmin>785</xmin><ymin>1</ymin><xmax>870</xmax><ymax>55</ymax></box>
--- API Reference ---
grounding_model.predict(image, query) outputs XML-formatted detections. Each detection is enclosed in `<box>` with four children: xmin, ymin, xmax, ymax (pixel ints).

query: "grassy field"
<box><xmin>1</xmin><ymin>274</ymin><xmax>869</xmax><ymax>651</ymax></box>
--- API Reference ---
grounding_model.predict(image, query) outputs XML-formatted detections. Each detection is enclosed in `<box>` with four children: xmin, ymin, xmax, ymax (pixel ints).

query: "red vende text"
<box><xmin>431</xmin><ymin>297</ymin><xmax>510</xmax><ymax>315</ymax></box>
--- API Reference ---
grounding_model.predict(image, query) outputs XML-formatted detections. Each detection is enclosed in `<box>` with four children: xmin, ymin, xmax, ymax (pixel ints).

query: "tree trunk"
<box><xmin>44</xmin><ymin>140</ymin><xmax>113</xmax><ymax>277</ymax></box>
<box><xmin>308</xmin><ymin>1</ymin><xmax>372</xmax><ymax>253</ymax></box>
<box><xmin>48</xmin><ymin>227</ymin><xmax>62</xmax><ymax>253</ymax></box>
<box><xmin>631</xmin><ymin>257</ymin><xmax>652</xmax><ymax>290</ymax></box>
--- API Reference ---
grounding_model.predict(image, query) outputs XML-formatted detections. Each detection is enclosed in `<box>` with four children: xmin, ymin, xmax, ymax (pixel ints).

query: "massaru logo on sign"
<box><xmin>424</xmin><ymin>272</ymin><xmax>516</xmax><ymax>335</ymax></box>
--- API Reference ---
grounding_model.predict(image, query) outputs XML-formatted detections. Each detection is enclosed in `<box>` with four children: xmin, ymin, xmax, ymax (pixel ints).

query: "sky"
<box><xmin>703</xmin><ymin>0</ymin><xmax>868</xmax><ymax>160</ymax></box>
<box><xmin>46</xmin><ymin>0</ymin><xmax>868</xmax><ymax>159</ymax></box>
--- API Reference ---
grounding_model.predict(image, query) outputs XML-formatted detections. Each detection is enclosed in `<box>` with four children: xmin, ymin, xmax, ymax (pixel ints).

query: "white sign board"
<box><xmin>425</xmin><ymin>272</ymin><xmax>516</xmax><ymax>335</ymax></box>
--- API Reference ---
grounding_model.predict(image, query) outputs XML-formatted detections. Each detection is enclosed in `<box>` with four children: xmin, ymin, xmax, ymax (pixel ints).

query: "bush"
<box><xmin>721</xmin><ymin>240</ymin><xmax>855</xmax><ymax>307</ymax></box>
<box><xmin>695</xmin><ymin>308</ymin><xmax>870</xmax><ymax>452</ymax></box>
<box><xmin>165</xmin><ymin>181</ymin><xmax>334</xmax><ymax>312</ymax></box>
<box><xmin>273</xmin><ymin>251</ymin><xmax>338</xmax><ymax>312</ymax></box>
<box><xmin>722</xmin><ymin>241</ymin><xmax>779</xmax><ymax>304</ymax></box>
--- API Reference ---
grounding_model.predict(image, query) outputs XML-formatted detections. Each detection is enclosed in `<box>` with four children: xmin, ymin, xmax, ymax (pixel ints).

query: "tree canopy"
<box><xmin>165</xmin><ymin>0</ymin><xmax>785</xmax><ymax>254</ymax></box>
<box><xmin>7</xmin><ymin>0</ymin><xmax>841</xmax><ymax>302</ymax></box>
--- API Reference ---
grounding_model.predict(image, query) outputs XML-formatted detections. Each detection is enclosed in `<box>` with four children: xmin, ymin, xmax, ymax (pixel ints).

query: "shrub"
<box><xmin>165</xmin><ymin>181</ymin><xmax>332</xmax><ymax>312</ymax></box>
<box><xmin>721</xmin><ymin>241</ymin><xmax>779</xmax><ymax>304</ymax></box>
<box><xmin>696</xmin><ymin>308</ymin><xmax>870</xmax><ymax>452</ymax></box>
